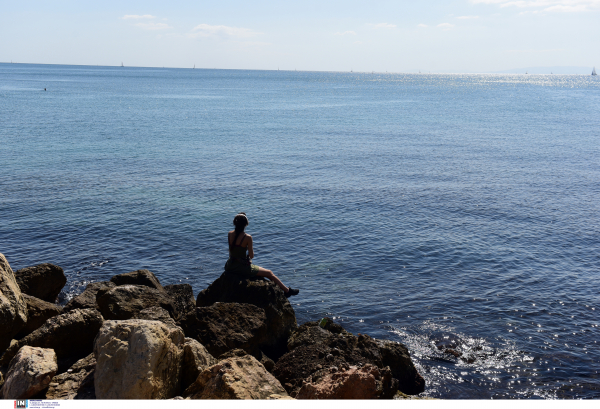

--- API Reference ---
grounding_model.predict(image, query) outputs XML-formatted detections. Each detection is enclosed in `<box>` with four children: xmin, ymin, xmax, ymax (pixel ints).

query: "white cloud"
<box><xmin>135</xmin><ymin>22</ymin><xmax>171</xmax><ymax>30</ymax></box>
<box><xmin>417</xmin><ymin>24</ymin><xmax>428</xmax><ymax>27</ymax></box>
<box><xmin>334</xmin><ymin>31</ymin><xmax>357</xmax><ymax>36</ymax></box>
<box><xmin>470</xmin><ymin>0</ymin><xmax>600</xmax><ymax>12</ymax></box>
<box><xmin>190</xmin><ymin>24</ymin><xmax>258</xmax><ymax>38</ymax></box>
<box><xmin>437</xmin><ymin>23</ymin><xmax>455</xmax><ymax>29</ymax></box>
<box><xmin>457</xmin><ymin>15</ymin><xmax>480</xmax><ymax>19</ymax></box>
<box><xmin>122</xmin><ymin>15</ymin><xmax>156</xmax><ymax>20</ymax></box>
<box><xmin>370</xmin><ymin>23</ymin><xmax>397</xmax><ymax>29</ymax></box>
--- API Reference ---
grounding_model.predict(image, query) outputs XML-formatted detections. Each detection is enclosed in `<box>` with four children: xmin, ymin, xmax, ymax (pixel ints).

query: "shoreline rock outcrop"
<box><xmin>0</xmin><ymin>346</ymin><xmax>57</xmax><ymax>399</ymax></box>
<box><xmin>0</xmin><ymin>254</ymin><xmax>28</xmax><ymax>354</ymax></box>
<box><xmin>273</xmin><ymin>320</ymin><xmax>425</xmax><ymax>397</ymax></box>
<box><xmin>94</xmin><ymin>319</ymin><xmax>185</xmax><ymax>399</ymax></box>
<box><xmin>0</xmin><ymin>308</ymin><xmax>103</xmax><ymax>373</ymax></box>
<box><xmin>45</xmin><ymin>353</ymin><xmax>96</xmax><ymax>400</ymax></box>
<box><xmin>196</xmin><ymin>272</ymin><xmax>297</xmax><ymax>359</ymax></box>
<box><xmin>183</xmin><ymin>355</ymin><xmax>289</xmax><ymax>399</ymax></box>
<box><xmin>0</xmin><ymin>254</ymin><xmax>426</xmax><ymax>400</ymax></box>
<box><xmin>14</xmin><ymin>263</ymin><xmax>66</xmax><ymax>303</ymax></box>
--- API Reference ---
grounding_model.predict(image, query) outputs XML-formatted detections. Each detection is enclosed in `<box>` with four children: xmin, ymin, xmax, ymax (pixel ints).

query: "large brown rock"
<box><xmin>94</xmin><ymin>320</ymin><xmax>184</xmax><ymax>399</ymax></box>
<box><xmin>296</xmin><ymin>364</ymin><xmax>397</xmax><ymax>399</ymax></box>
<box><xmin>14</xmin><ymin>263</ymin><xmax>66</xmax><ymax>303</ymax></box>
<box><xmin>45</xmin><ymin>353</ymin><xmax>95</xmax><ymax>399</ymax></box>
<box><xmin>63</xmin><ymin>281</ymin><xmax>115</xmax><ymax>312</ymax></box>
<box><xmin>0</xmin><ymin>308</ymin><xmax>103</xmax><ymax>372</ymax></box>
<box><xmin>0</xmin><ymin>346</ymin><xmax>57</xmax><ymax>399</ymax></box>
<box><xmin>183</xmin><ymin>355</ymin><xmax>289</xmax><ymax>399</ymax></box>
<box><xmin>165</xmin><ymin>284</ymin><xmax>196</xmax><ymax>318</ymax></box>
<box><xmin>16</xmin><ymin>295</ymin><xmax>62</xmax><ymax>339</ymax></box>
<box><xmin>135</xmin><ymin>306</ymin><xmax>178</xmax><ymax>329</ymax></box>
<box><xmin>273</xmin><ymin>321</ymin><xmax>424</xmax><ymax>397</ymax></box>
<box><xmin>96</xmin><ymin>285</ymin><xmax>176</xmax><ymax>320</ymax></box>
<box><xmin>378</xmin><ymin>340</ymin><xmax>425</xmax><ymax>395</ymax></box>
<box><xmin>178</xmin><ymin>302</ymin><xmax>268</xmax><ymax>358</ymax></box>
<box><xmin>181</xmin><ymin>338</ymin><xmax>217</xmax><ymax>391</ymax></box>
<box><xmin>0</xmin><ymin>254</ymin><xmax>28</xmax><ymax>354</ymax></box>
<box><xmin>110</xmin><ymin>269</ymin><xmax>164</xmax><ymax>291</ymax></box>
<box><xmin>196</xmin><ymin>273</ymin><xmax>297</xmax><ymax>359</ymax></box>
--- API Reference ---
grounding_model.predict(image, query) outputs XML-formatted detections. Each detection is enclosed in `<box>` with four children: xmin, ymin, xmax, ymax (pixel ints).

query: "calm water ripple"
<box><xmin>1</xmin><ymin>64</ymin><xmax>599</xmax><ymax>398</ymax></box>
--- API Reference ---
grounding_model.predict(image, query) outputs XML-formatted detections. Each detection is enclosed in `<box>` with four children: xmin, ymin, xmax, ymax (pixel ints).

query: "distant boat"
<box><xmin>121</xmin><ymin>62</ymin><xmax>124</xmax><ymax>67</ymax></box>
<box><xmin>193</xmin><ymin>64</ymin><xmax>195</xmax><ymax>69</ymax></box>
<box><xmin>593</xmin><ymin>67</ymin><xmax>597</xmax><ymax>76</ymax></box>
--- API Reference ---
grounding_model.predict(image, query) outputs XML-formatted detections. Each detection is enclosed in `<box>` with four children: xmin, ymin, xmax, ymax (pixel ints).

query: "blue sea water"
<box><xmin>1</xmin><ymin>63</ymin><xmax>599</xmax><ymax>399</ymax></box>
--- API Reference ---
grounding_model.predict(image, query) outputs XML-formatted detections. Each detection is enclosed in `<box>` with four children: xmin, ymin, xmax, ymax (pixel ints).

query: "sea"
<box><xmin>1</xmin><ymin>63</ymin><xmax>599</xmax><ymax>399</ymax></box>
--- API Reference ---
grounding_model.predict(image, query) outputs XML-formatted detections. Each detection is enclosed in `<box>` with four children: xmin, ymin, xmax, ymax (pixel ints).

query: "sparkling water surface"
<box><xmin>1</xmin><ymin>63</ymin><xmax>599</xmax><ymax>399</ymax></box>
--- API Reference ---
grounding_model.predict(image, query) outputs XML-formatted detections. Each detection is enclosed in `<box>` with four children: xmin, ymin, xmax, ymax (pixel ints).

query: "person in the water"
<box><xmin>225</xmin><ymin>212</ymin><xmax>299</xmax><ymax>298</ymax></box>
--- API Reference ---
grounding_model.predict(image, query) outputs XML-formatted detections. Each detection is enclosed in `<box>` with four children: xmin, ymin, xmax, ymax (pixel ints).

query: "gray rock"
<box><xmin>16</xmin><ymin>295</ymin><xmax>62</xmax><ymax>339</ymax></box>
<box><xmin>0</xmin><ymin>346</ymin><xmax>57</xmax><ymax>399</ymax></box>
<box><xmin>96</xmin><ymin>285</ymin><xmax>176</xmax><ymax>320</ymax></box>
<box><xmin>0</xmin><ymin>254</ymin><xmax>28</xmax><ymax>354</ymax></box>
<box><xmin>15</xmin><ymin>263</ymin><xmax>66</xmax><ymax>303</ymax></box>
<box><xmin>63</xmin><ymin>281</ymin><xmax>115</xmax><ymax>312</ymax></box>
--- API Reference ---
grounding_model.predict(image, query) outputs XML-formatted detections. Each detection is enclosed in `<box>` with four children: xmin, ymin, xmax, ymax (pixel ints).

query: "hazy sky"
<box><xmin>1</xmin><ymin>0</ymin><xmax>598</xmax><ymax>72</ymax></box>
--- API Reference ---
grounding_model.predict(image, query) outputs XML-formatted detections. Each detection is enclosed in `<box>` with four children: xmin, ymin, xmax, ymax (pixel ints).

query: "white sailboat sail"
<box><xmin>593</xmin><ymin>67</ymin><xmax>597</xmax><ymax>76</ymax></box>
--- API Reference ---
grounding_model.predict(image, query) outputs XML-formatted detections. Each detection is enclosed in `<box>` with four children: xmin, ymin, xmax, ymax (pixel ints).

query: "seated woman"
<box><xmin>224</xmin><ymin>213</ymin><xmax>299</xmax><ymax>298</ymax></box>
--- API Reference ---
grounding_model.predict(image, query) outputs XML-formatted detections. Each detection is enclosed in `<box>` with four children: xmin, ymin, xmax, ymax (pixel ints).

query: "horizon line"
<box><xmin>0</xmin><ymin>61</ymin><xmax>596</xmax><ymax>75</ymax></box>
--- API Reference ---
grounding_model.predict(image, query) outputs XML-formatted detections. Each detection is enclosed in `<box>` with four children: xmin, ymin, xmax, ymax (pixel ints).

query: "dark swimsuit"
<box><xmin>224</xmin><ymin>232</ymin><xmax>260</xmax><ymax>278</ymax></box>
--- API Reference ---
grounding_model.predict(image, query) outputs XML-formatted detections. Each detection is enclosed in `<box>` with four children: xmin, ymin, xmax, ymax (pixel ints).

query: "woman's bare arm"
<box><xmin>247</xmin><ymin>235</ymin><xmax>254</xmax><ymax>259</ymax></box>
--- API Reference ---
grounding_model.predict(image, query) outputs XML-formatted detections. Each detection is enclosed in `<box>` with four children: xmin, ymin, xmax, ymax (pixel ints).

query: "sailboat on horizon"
<box><xmin>121</xmin><ymin>62</ymin><xmax>124</xmax><ymax>67</ymax></box>
<box><xmin>593</xmin><ymin>67</ymin><xmax>597</xmax><ymax>76</ymax></box>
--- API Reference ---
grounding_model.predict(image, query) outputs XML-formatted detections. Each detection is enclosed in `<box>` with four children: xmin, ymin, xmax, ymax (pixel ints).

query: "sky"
<box><xmin>1</xmin><ymin>0</ymin><xmax>598</xmax><ymax>73</ymax></box>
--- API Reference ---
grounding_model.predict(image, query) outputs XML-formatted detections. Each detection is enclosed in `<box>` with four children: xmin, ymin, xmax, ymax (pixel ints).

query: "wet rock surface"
<box><xmin>94</xmin><ymin>319</ymin><xmax>184</xmax><ymax>399</ymax></box>
<box><xmin>0</xmin><ymin>253</ymin><xmax>28</xmax><ymax>354</ymax></box>
<box><xmin>196</xmin><ymin>272</ymin><xmax>297</xmax><ymax>359</ymax></box>
<box><xmin>0</xmin><ymin>346</ymin><xmax>57</xmax><ymax>399</ymax></box>
<box><xmin>45</xmin><ymin>353</ymin><xmax>96</xmax><ymax>400</ymax></box>
<box><xmin>179</xmin><ymin>302</ymin><xmax>268</xmax><ymax>358</ymax></box>
<box><xmin>0</xmin><ymin>308</ymin><xmax>103</xmax><ymax>373</ymax></box>
<box><xmin>17</xmin><ymin>295</ymin><xmax>62</xmax><ymax>339</ymax></box>
<box><xmin>96</xmin><ymin>285</ymin><xmax>176</xmax><ymax>320</ymax></box>
<box><xmin>63</xmin><ymin>281</ymin><xmax>115</xmax><ymax>312</ymax></box>
<box><xmin>183</xmin><ymin>355</ymin><xmax>289</xmax><ymax>399</ymax></box>
<box><xmin>14</xmin><ymin>263</ymin><xmax>66</xmax><ymax>303</ymax></box>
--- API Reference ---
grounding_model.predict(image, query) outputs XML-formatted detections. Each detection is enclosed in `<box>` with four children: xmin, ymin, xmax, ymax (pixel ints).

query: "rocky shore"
<box><xmin>0</xmin><ymin>252</ymin><xmax>425</xmax><ymax>400</ymax></box>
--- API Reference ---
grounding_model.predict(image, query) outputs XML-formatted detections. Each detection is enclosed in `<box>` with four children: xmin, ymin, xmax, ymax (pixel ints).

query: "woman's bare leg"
<box><xmin>256</xmin><ymin>267</ymin><xmax>289</xmax><ymax>293</ymax></box>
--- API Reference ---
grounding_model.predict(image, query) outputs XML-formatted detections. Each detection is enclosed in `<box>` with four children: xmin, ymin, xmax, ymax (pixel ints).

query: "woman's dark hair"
<box><xmin>233</xmin><ymin>213</ymin><xmax>249</xmax><ymax>234</ymax></box>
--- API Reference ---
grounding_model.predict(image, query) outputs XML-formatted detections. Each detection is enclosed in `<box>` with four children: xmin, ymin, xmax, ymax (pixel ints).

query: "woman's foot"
<box><xmin>285</xmin><ymin>287</ymin><xmax>299</xmax><ymax>298</ymax></box>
